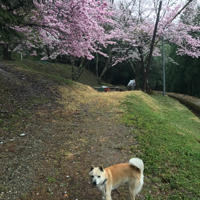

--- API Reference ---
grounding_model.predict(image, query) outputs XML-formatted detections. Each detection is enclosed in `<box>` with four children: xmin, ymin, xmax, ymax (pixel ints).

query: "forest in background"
<box><xmin>1</xmin><ymin>0</ymin><xmax>200</xmax><ymax>96</ymax></box>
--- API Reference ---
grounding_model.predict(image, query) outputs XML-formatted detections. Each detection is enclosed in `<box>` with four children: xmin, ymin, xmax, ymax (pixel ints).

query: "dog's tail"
<box><xmin>129</xmin><ymin>158</ymin><xmax>144</xmax><ymax>173</ymax></box>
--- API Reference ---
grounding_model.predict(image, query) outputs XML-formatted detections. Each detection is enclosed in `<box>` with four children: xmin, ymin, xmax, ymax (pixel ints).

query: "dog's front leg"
<box><xmin>101</xmin><ymin>190</ymin><xmax>106</xmax><ymax>200</ymax></box>
<box><xmin>105</xmin><ymin>186</ymin><xmax>112</xmax><ymax>200</ymax></box>
<box><xmin>101</xmin><ymin>187</ymin><xmax>111</xmax><ymax>200</ymax></box>
<box><xmin>100</xmin><ymin>187</ymin><xmax>107</xmax><ymax>200</ymax></box>
<box><xmin>101</xmin><ymin>190</ymin><xmax>111</xmax><ymax>200</ymax></box>
<box><xmin>105</xmin><ymin>194</ymin><xmax>112</xmax><ymax>200</ymax></box>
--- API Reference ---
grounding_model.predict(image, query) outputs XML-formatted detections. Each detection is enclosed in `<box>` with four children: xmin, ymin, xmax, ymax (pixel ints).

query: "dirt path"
<box><xmin>47</xmin><ymin>88</ymin><xmax>145</xmax><ymax>200</ymax></box>
<box><xmin>61</xmin><ymin>101</ymin><xmax>138</xmax><ymax>200</ymax></box>
<box><xmin>1</xmin><ymin>98</ymin><xmax>142</xmax><ymax>200</ymax></box>
<box><xmin>0</xmin><ymin>63</ymin><xmax>145</xmax><ymax>200</ymax></box>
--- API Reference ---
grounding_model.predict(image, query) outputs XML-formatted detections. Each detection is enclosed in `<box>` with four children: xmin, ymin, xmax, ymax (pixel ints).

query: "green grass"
<box><xmin>122</xmin><ymin>93</ymin><xmax>200</xmax><ymax>199</ymax></box>
<box><xmin>4</xmin><ymin>60</ymin><xmax>74</xmax><ymax>85</ymax></box>
<box><xmin>47</xmin><ymin>176</ymin><xmax>56</xmax><ymax>183</ymax></box>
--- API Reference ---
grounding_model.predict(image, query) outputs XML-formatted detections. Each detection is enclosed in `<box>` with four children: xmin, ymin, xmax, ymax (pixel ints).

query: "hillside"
<box><xmin>0</xmin><ymin>60</ymin><xmax>106</xmax><ymax>87</ymax></box>
<box><xmin>0</xmin><ymin>60</ymin><xmax>200</xmax><ymax>200</ymax></box>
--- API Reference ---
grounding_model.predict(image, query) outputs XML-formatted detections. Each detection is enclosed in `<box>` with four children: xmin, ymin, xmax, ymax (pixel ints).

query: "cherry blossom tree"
<box><xmin>110</xmin><ymin>0</ymin><xmax>200</xmax><ymax>91</ymax></box>
<box><xmin>1</xmin><ymin>0</ymin><xmax>114</xmax><ymax>60</ymax></box>
<box><xmin>29</xmin><ymin>0</ymin><xmax>115</xmax><ymax>59</ymax></box>
<box><xmin>2</xmin><ymin>0</ymin><xmax>200</xmax><ymax>89</ymax></box>
<box><xmin>0</xmin><ymin>0</ymin><xmax>51</xmax><ymax>59</ymax></box>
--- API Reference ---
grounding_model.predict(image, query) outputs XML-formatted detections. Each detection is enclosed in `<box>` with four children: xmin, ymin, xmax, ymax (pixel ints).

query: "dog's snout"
<box><xmin>93</xmin><ymin>181</ymin><xmax>97</xmax><ymax>186</ymax></box>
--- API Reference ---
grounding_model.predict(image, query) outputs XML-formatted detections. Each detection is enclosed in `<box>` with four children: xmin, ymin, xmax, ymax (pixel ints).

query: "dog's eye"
<box><xmin>91</xmin><ymin>175</ymin><xmax>94</xmax><ymax>178</ymax></box>
<box><xmin>98</xmin><ymin>176</ymin><xmax>101</xmax><ymax>178</ymax></box>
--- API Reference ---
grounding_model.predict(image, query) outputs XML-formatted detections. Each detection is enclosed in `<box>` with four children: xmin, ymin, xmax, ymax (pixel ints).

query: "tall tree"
<box><xmin>110</xmin><ymin>0</ymin><xmax>200</xmax><ymax>92</ymax></box>
<box><xmin>0</xmin><ymin>0</ymin><xmax>115</xmax><ymax>61</ymax></box>
<box><xmin>165</xmin><ymin>5</ymin><xmax>200</xmax><ymax>97</ymax></box>
<box><xmin>0</xmin><ymin>0</ymin><xmax>34</xmax><ymax>59</ymax></box>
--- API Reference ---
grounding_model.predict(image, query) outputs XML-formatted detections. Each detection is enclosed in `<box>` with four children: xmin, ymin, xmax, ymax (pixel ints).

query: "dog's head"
<box><xmin>89</xmin><ymin>165</ymin><xmax>105</xmax><ymax>187</ymax></box>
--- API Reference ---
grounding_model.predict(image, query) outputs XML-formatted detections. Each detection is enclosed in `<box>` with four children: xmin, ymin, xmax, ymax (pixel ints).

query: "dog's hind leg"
<box><xmin>129</xmin><ymin>188</ymin><xmax>136</xmax><ymax>200</ymax></box>
<box><xmin>129</xmin><ymin>184</ymin><xmax>136</xmax><ymax>200</ymax></box>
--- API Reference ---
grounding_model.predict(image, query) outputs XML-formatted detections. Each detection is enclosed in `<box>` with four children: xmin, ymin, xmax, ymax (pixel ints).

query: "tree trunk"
<box><xmin>96</xmin><ymin>52</ymin><xmax>99</xmax><ymax>79</ymax></box>
<box><xmin>95</xmin><ymin>53</ymin><xmax>102</xmax><ymax>84</ymax></box>
<box><xmin>71</xmin><ymin>59</ymin><xmax>75</xmax><ymax>80</ymax></box>
<box><xmin>45</xmin><ymin>46</ymin><xmax>51</xmax><ymax>62</ymax></box>
<box><xmin>75</xmin><ymin>58</ymin><xmax>89</xmax><ymax>81</ymax></box>
<box><xmin>71</xmin><ymin>57</ymin><xmax>90</xmax><ymax>81</ymax></box>
<box><xmin>3</xmin><ymin>44</ymin><xmax>12</xmax><ymax>60</ymax></box>
<box><xmin>188</xmin><ymin>82</ymin><xmax>190</xmax><ymax>95</ymax></box>
<box><xmin>142</xmin><ymin>1</ymin><xmax>162</xmax><ymax>92</ymax></box>
<box><xmin>192</xmin><ymin>82</ymin><xmax>194</xmax><ymax>96</ymax></box>
<box><xmin>137</xmin><ymin>47</ymin><xmax>146</xmax><ymax>90</ymax></box>
<box><xmin>97</xmin><ymin>77</ymin><xmax>102</xmax><ymax>84</ymax></box>
<box><xmin>99</xmin><ymin>48</ymin><xmax>112</xmax><ymax>83</ymax></box>
<box><xmin>135</xmin><ymin>63</ymin><xmax>141</xmax><ymax>90</ymax></box>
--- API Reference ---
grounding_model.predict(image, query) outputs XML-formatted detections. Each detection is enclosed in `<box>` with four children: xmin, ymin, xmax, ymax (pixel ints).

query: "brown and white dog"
<box><xmin>89</xmin><ymin>158</ymin><xmax>144</xmax><ymax>200</ymax></box>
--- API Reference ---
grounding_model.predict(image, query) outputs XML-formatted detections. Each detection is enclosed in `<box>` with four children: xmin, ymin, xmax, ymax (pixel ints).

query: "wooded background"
<box><xmin>1</xmin><ymin>0</ymin><xmax>200</xmax><ymax>96</ymax></box>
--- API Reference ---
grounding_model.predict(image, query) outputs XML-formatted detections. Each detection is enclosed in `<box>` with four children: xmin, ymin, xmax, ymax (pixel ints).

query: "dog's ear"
<box><xmin>99</xmin><ymin>166</ymin><xmax>104</xmax><ymax>172</ymax></box>
<box><xmin>90</xmin><ymin>165</ymin><xmax>94</xmax><ymax>171</ymax></box>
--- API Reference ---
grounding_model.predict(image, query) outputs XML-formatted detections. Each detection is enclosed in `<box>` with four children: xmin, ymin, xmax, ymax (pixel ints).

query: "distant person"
<box><xmin>127</xmin><ymin>79</ymin><xmax>136</xmax><ymax>91</ymax></box>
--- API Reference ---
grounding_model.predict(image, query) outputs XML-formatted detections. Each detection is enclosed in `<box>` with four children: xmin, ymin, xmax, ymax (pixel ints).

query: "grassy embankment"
<box><xmin>122</xmin><ymin>92</ymin><xmax>200</xmax><ymax>199</ymax></box>
<box><xmin>1</xmin><ymin>59</ymin><xmax>103</xmax><ymax>86</ymax></box>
